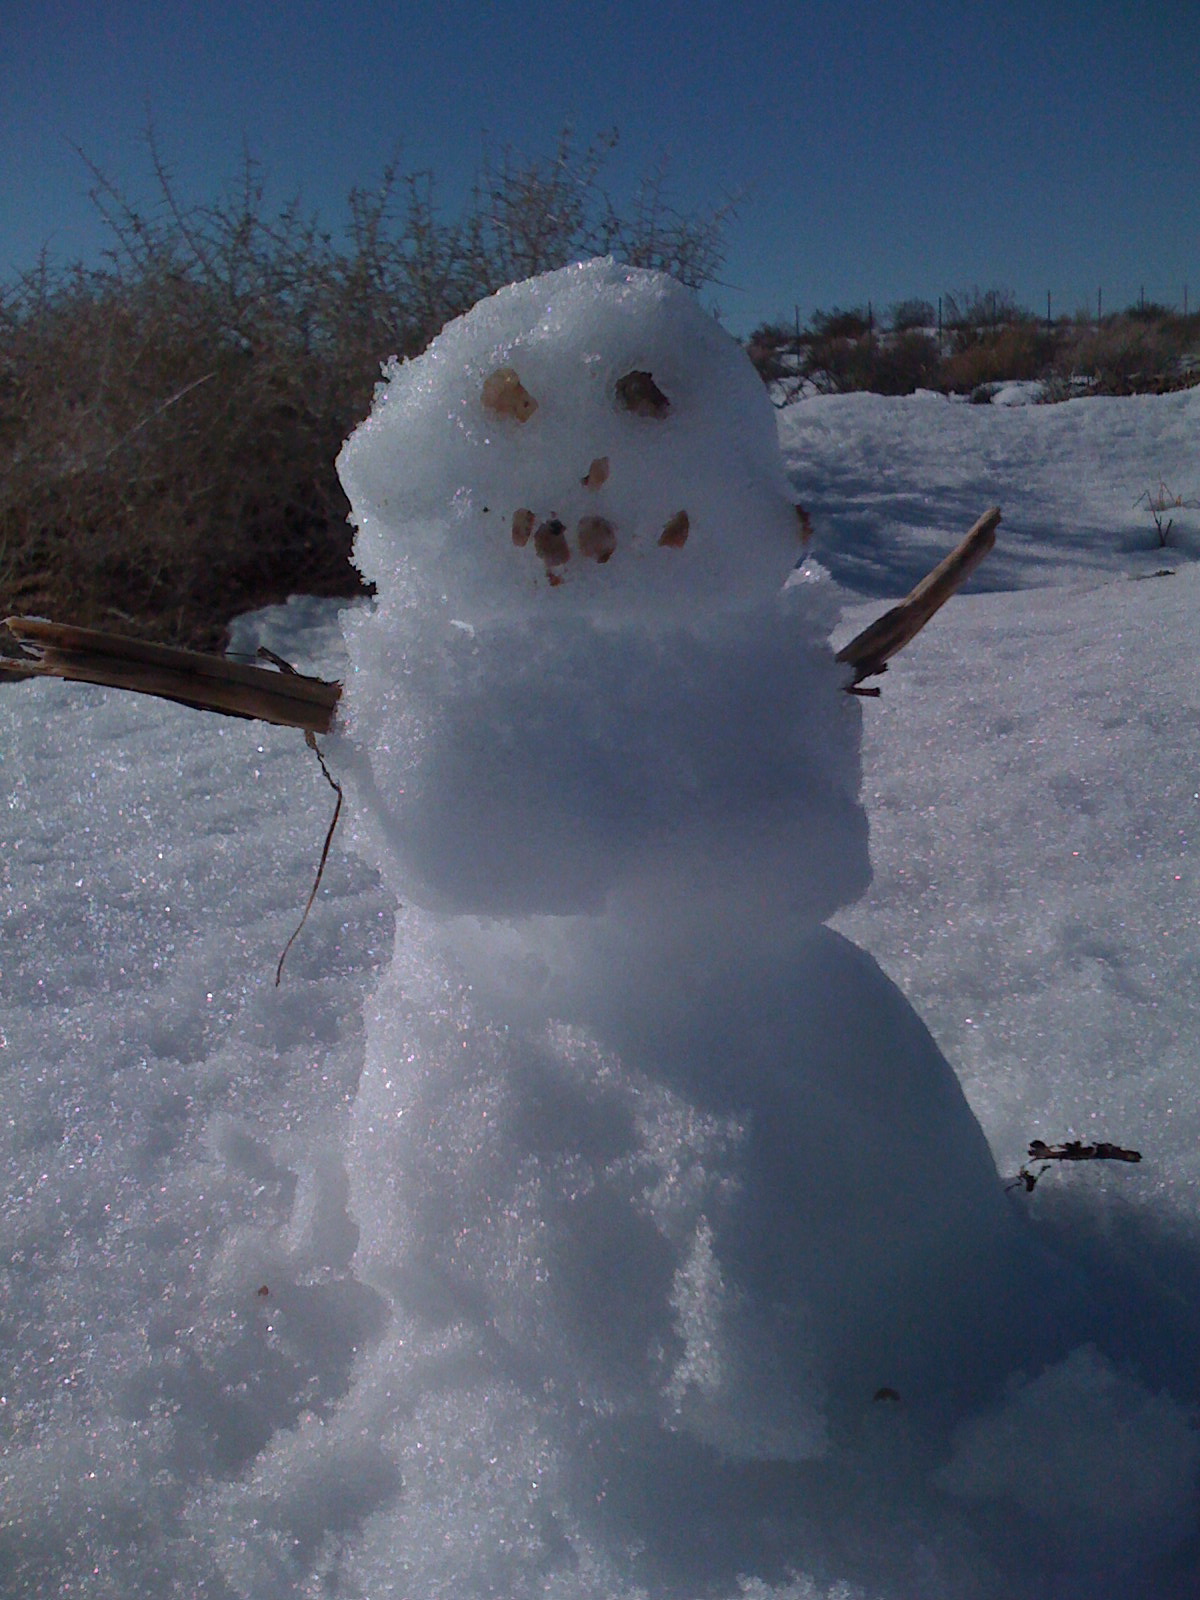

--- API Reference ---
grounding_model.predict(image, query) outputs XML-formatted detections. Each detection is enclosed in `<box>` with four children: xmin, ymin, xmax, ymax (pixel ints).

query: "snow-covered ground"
<box><xmin>3</xmin><ymin>343</ymin><xmax>1200</xmax><ymax>1596</ymax></box>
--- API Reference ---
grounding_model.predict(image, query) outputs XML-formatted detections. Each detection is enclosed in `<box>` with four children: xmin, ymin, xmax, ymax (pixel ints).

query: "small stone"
<box><xmin>511</xmin><ymin>508</ymin><xmax>535</xmax><ymax>547</ymax></box>
<box><xmin>658</xmin><ymin>510</ymin><xmax>689</xmax><ymax>548</ymax></box>
<box><xmin>482</xmin><ymin>367</ymin><xmax>538</xmax><ymax>422</ymax></box>
<box><xmin>615</xmin><ymin>370</ymin><xmax>670</xmax><ymax>418</ymax></box>
<box><xmin>533</xmin><ymin>518</ymin><xmax>570</xmax><ymax>567</ymax></box>
<box><xmin>581</xmin><ymin>456</ymin><xmax>610</xmax><ymax>489</ymax></box>
<box><xmin>577</xmin><ymin>516</ymin><xmax>617</xmax><ymax>563</ymax></box>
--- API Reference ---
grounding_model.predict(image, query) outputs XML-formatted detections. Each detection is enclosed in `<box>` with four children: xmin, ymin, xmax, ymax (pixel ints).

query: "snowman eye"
<box><xmin>658</xmin><ymin>510</ymin><xmax>689</xmax><ymax>549</ymax></box>
<box><xmin>615</xmin><ymin>370</ymin><xmax>670</xmax><ymax>418</ymax></box>
<box><xmin>482</xmin><ymin>367</ymin><xmax>538</xmax><ymax>422</ymax></box>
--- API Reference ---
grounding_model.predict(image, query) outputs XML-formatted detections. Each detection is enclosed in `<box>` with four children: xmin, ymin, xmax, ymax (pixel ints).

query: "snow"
<box><xmin>3</xmin><ymin>262</ymin><xmax>1200</xmax><ymax>1598</ymax></box>
<box><xmin>936</xmin><ymin>1345</ymin><xmax>1200</xmax><ymax>1561</ymax></box>
<box><xmin>781</xmin><ymin>384</ymin><xmax>1198</xmax><ymax>594</ymax></box>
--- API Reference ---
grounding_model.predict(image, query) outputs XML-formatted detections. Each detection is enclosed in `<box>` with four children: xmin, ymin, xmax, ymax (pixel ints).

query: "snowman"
<box><xmin>332</xmin><ymin>258</ymin><xmax>1019</xmax><ymax>1488</ymax></box>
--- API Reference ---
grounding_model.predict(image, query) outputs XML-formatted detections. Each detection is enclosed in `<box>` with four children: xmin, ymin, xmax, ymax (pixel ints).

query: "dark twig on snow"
<box><xmin>275</xmin><ymin>729</ymin><xmax>344</xmax><ymax>986</ymax></box>
<box><xmin>1006</xmin><ymin>1137</ymin><xmax>1143</xmax><ymax>1193</ymax></box>
<box><xmin>1027</xmin><ymin>1138</ymin><xmax>1142</xmax><ymax>1164</ymax></box>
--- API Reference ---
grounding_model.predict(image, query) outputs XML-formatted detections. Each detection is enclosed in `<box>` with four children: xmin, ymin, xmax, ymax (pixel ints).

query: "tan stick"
<box><xmin>836</xmin><ymin>506</ymin><xmax>1001</xmax><ymax>687</ymax></box>
<box><xmin>1</xmin><ymin>616</ymin><xmax>341</xmax><ymax>733</ymax></box>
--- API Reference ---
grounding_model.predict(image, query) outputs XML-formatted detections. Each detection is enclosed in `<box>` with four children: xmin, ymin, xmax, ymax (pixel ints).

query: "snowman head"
<box><xmin>338</xmin><ymin>258</ymin><xmax>806</xmax><ymax>625</ymax></box>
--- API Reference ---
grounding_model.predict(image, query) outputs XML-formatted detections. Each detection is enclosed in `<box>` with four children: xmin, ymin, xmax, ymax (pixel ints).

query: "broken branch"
<box><xmin>1027</xmin><ymin>1139</ymin><xmax>1141</xmax><ymax>1164</ymax></box>
<box><xmin>1</xmin><ymin>616</ymin><xmax>340</xmax><ymax>733</ymax></box>
<box><xmin>836</xmin><ymin>506</ymin><xmax>1000</xmax><ymax>687</ymax></box>
<box><xmin>1006</xmin><ymin>1137</ymin><xmax>1143</xmax><ymax>1193</ymax></box>
<box><xmin>275</xmin><ymin>732</ymin><xmax>344</xmax><ymax>985</ymax></box>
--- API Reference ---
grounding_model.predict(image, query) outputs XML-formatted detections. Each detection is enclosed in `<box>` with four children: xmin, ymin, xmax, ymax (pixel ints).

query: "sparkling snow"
<box><xmin>2</xmin><ymin>265</ymin><xmax>1199</xmax><ymax>1599</ymax></box>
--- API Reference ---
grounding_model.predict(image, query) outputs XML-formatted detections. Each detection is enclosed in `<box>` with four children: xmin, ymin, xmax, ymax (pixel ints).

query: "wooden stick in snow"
<box><xmin>0</xmin><ymin>616</ymin><xmax>341</xmax><ymax>734</ymax></box>
<box><xmin>836</xmin><ymin>506</ymin><xmax>1001</xmax><ymax>689</ymax></box>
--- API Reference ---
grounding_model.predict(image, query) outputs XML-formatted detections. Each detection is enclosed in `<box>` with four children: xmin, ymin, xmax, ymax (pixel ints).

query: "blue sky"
<box><xmin>3</xmin><ymin>0</ymin><xmax>1198</xmax><ymax>334</ymax></box>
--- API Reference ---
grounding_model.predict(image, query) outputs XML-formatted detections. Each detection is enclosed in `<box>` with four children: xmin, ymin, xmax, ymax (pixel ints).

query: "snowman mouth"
<box><xmin>510</xmin><ymin>509</ymin><xmax>617</xmax><ymax>569</ymax></box>
<box><xmin>510</xmin><ymin>502</ymin><xmax>689</xmax><ymax>584</ymax></box>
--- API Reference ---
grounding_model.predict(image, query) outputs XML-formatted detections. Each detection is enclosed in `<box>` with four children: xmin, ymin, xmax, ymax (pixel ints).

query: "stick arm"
<box><xmin>1</xmin><ymin>616</ymin><xmax>341</xmax><ymax>733</ymax></box>
<box><xmin>835</xmin><ymin>506</ymin><xmax>1001</xmax><ymax>686</ymax></box>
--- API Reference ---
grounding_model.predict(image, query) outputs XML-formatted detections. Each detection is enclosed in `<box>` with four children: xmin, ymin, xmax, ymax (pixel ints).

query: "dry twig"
<box><xmin>1</xmin><ymin>616</ymin><xmax>340</xmax><ymax>733</ymax></box>
<box><xmin>1006</xmin><ymin>1137</ymin><xmax>1143</xmax><ymax>1193</ymax></box>
<box><xmin>836</xmin><ymin>506</ymin><xmax>1001</xmax><ymax>691</ymax></box>
<box><xmin>275</xmin><ymin>728</ymin><xmax>344</xmax><ymax>985</ymax></box>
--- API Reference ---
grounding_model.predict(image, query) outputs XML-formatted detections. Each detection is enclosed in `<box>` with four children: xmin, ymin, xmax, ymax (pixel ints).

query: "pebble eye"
<box><xmin>615</xmin><ymin>370</ymin><xmax>670</xmax><ymax>418</ymax></box>
<box><xmin>482</xmin><ymin>367</ymin><xmax>538</xmax><ymax>422</ymax></box>
<box><xmin>658</xmin><ymin>510</ymin><xmax>689</xmax><ymax>549</ymax></box>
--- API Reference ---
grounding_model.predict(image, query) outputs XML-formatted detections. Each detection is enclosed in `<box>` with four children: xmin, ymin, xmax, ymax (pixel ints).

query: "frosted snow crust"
<box><xmin>939</xmin><ymin>1344</ymin><xmax>1200</xmax><ymax>1562</ymax></box>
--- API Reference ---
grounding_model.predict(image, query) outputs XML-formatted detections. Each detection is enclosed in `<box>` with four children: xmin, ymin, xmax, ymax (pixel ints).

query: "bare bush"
<box><xmin>1062</xmin><ymin>312</ymin><xmax>1200</xmax><ymax>396</ymax></box>
<box><xmin>0</xmin><ymin>130</ymin><xmax>734</xmax><ymax>649</ymax></box>
<box><xmin>747</xmin><ymin>291</ymin><xmax>1198</xmax><ymax>406</ymax></box>
<box><xmin>940</xmin><ymin>322</ymin><xmax>1056</xmax><ymax>394</ymax></box>
<box><xmin>745</xmin><ymin>322</ymin><xmax>795</xmax><ymax>382</ymax></box>
<box><xmin>864</xmin><ymin>330</ymin><xmax>942</xmax><ymax>394</ymax></box>
<box><xmin>889</xmin><ymin>298</ymin><xmax>935</xmax><ymax>332</ymax></box>
<box><xmin>943</xmin><ymin>286</ymin><xmax>1026</xmax><ymax>329</ymax></box>
<box><xmin>810</xmin><ymin>305</ymin><xmax>873</xmax><ymax>340</ymax></box>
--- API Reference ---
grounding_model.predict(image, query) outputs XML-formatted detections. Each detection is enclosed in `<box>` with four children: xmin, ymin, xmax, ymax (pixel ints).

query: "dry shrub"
<box><xmin>746</xmin><ymin>322</ymin><xmax>794</xmax><ymax>383</ymax></box>
<box><xmin>766</xmin><ymin>317</ymin><xmax>940</xmax><ymax>399</ymax></box>
<box><xmin>940</xmin><ymin>322</ymin><xmax>1056</xmax><ymax>394</ymax></box>
<box><xmin>943</xmin><ymin>286</ymin><xmax>1024</xmax><ymax>329</ymax></box>
<box><xmin>0</xmin><ymin>132</ymin><xmax>733</xmax><ymax>649</ymax></box>
<box><xmin>1060</xmin><ymin>312</ymin><xmax>1200</xmax><ymax>395</ymax></box>
<box><xmin>752</xmin><ymin>295</ymin><xmax>1199</xmax><ymax>405</ymax></box>
<box><xmin>859</xmin><ymin>330</ymin><xmax>942</xmax><ymax>395</ymax></box>
<box><xmin>889</xmin><ymin>298</ymin><xmax>935</xmax><ymax>332</ymax></box>
<box><xmin>1</xmin><ymin>263</ymin><xmax>357</xmax><ymax>649</ymax></box>
<box><xmin>798</xmin><ymin>309</ymin><xmax>877</xmax><ymax>394</ymax></box>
